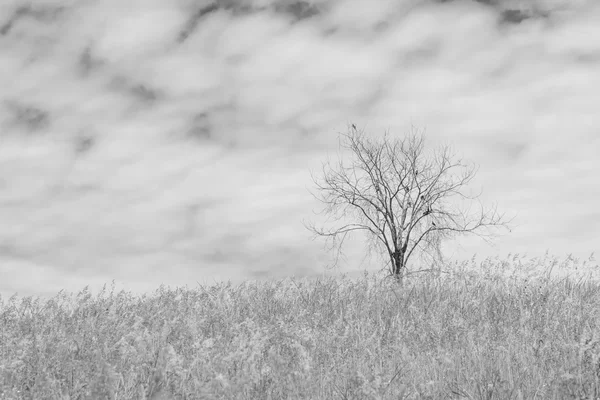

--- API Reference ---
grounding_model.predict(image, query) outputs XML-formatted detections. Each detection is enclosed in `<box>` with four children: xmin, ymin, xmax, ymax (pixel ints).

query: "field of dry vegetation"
<box><xmin>1</xmin><ymin>254</ymin><xmax>599</xmax><ymax>400</ymax></box>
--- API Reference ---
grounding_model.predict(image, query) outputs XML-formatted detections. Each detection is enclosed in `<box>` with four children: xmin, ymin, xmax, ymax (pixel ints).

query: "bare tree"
<box><xmin>306</xmin><ymin>124</ymin><xmax>511</xmax><ymax>283</ymax></box>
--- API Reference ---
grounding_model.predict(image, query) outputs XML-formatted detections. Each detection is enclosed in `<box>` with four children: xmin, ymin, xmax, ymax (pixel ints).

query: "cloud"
<box><xmin>0</xmin><ymin>0</ymin><xmax>598</xmax><ymax>300</ymax></box>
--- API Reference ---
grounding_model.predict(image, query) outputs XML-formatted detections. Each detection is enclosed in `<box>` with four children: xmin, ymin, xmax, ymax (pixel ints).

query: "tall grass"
<box><xmin>1</xmin><ymin>254</ymin><xmax>599</xmax><ymax>399</ymax></box>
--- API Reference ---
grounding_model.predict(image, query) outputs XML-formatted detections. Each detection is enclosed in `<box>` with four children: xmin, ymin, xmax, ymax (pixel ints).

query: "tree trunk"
<box><xmin>392</xmin><ymin>250</ymin><xmax>405</xmax><ymax>284</ymax></box>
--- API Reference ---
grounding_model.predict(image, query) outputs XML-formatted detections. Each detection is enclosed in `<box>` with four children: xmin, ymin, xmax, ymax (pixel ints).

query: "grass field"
<box><xmin>1</xmin><ymin>254</ymin><xmax>599</xmax><ymax>399</ymax></box>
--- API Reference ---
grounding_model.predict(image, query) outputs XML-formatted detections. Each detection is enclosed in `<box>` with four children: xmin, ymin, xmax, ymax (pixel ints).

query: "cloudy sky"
<box><xmin>0</xmin><ymin>0</ymin><xmax>598</xmax><ymax>300</ymax></box>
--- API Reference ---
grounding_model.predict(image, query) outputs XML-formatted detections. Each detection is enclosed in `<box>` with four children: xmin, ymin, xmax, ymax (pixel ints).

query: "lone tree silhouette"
<box><xmin>307</xmin><ymin>124</ymin><xmax>511</xmax><ymax>283</ymax></box>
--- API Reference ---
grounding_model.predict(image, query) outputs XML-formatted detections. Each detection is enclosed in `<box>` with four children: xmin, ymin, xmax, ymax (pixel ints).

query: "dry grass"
<box><xmin>1</xmin><ymin>254</ymin><xmax>599</xmax><ymax>399</ymax></box>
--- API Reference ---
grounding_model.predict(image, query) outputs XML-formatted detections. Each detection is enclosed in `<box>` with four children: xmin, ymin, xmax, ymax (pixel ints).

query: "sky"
<box><xmin>0</xmin><ymin>0</ymin><xmax>599</xmax><ymax>301</ymax></box>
